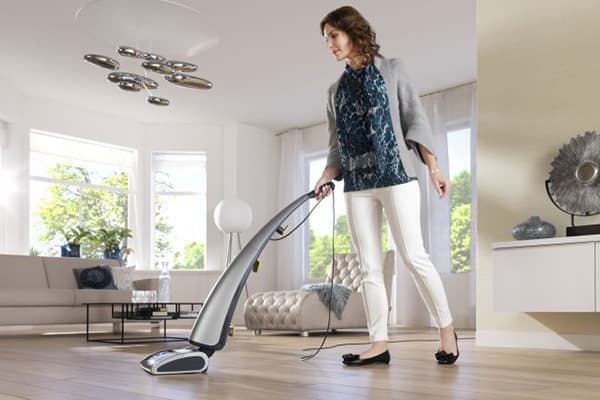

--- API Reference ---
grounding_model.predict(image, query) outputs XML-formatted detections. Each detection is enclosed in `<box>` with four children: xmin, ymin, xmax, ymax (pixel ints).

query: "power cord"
<box><xmin>269</xmin><ymin>197</ymin><xmax>324</xmax><ymax>241</ymax></box>
<box><xmin>300</xmin><ymin>336</ymin><xmax>476</xmax><ymax>352</ymax></box>
<box><xmin>301</xmin><ymin>188</ymin><xmax>336</xmax><ymax>361</ymax></box>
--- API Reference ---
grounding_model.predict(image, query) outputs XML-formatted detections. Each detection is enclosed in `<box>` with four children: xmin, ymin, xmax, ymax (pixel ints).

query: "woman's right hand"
<box><xmin>314</xmin><ymin>175</ymin><xmax>334</xmax><ymax>201</ymax></box>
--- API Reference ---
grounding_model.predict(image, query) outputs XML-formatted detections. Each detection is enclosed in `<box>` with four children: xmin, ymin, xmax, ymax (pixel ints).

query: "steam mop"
<box><xmin>141</xmin><ymin>183</ymin><xmax>333</xmax><ymax>375</ymax></box>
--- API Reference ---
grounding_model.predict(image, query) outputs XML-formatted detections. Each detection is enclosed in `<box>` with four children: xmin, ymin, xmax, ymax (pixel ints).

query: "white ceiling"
<box><xmin>0</xmin><ymin>0</ymin><xmax>475</xmax><ymax>132</ymax></box>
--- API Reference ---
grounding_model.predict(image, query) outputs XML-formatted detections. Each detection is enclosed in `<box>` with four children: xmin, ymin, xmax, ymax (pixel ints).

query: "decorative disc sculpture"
<box><xmin>83</xmin><ymin>44</ymin><xmax>213</xmax><ymax>106</ymax></box>
<box><xmin>545</xmin><ymin>130</ymin><xmax>600</xmax><ymax>235</ymax></box>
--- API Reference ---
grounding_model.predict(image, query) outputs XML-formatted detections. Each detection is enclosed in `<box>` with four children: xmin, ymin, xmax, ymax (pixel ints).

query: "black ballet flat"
<box><xmin>342</xmin><ymin>353</ymin><xmax>359</xmax><ymax>361</ymax></box>
<box><xmin>435</xmin><ymin>330</ymin><xmax>459</xmax><ymax>365</ymax></box>
<box><xmin>342</xmin><ymin>350</ymin><xmax>390</xmax><ymax>366</ymax></box>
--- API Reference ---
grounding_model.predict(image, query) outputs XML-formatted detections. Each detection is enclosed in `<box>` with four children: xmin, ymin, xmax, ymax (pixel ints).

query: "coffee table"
<box><xmin>83</xmin><ymin>302</ymin><xmax>203</xmax><ymax>344</ymax></box>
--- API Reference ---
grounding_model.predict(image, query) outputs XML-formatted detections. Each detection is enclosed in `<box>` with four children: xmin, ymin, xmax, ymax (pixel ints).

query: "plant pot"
<box><xmin>103</xmin><ymin>248</ymin><xmax>121</xmax><ymax>260</ymax></box>
<box><xmin>61</xmin><ymin>244</ymin><xmax>81</xmax><ymax>258</ymax></box>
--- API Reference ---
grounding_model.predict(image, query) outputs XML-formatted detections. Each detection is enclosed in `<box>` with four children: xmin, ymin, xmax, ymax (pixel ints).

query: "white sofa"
<box><xmin>0</xmin><ymin>254</ymin><xmax>132</xmax><ymax>326</ymax></box>
<box><xmin>244</xmin><ymin>251</ymin><xmax>395</xmax><ymax>335</ymax></box>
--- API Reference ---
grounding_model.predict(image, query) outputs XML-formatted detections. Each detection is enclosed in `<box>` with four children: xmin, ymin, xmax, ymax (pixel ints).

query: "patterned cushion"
<box><xmin>72</xmin><ymin>265</ymin><xmax>117</xmax><ymax>290</ymax></box>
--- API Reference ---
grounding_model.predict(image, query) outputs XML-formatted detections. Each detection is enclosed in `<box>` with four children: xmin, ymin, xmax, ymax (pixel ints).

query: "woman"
<box><xmin>314</xmin><ymin>6</ymin><xmax>458</xmax><ymax>366</ymax></box>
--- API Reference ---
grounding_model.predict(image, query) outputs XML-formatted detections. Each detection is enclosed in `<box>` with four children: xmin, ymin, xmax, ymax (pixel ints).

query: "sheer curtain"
<box><xmin>275</xmin><ymin>129</ymin><xmax>306</xmax><ymax>290</ymax></box>
<box><xmin>128</xmin><ymin>150</ymin><xmax>143</xmax><ymax>268</ymax></box>
<box><xmin>393</xmin><ymin>84</ymin><xmax>477</xmax><ymax>329</ymax></box>
<box><xmin>0</xmin><ymin>120</ymin><xmax>7</xmax><ymax>253</ymax></box>
<box><xmin>393</xmin><ymin>93</ymin><xmax>450</xmax><ymax>327</ymax></box>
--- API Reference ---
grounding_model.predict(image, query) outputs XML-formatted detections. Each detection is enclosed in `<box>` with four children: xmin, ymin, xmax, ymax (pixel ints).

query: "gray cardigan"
<box><xmin>325</xmin><ymin>57</ymin><xmax>436</xmax><ymax>179</ymax></box>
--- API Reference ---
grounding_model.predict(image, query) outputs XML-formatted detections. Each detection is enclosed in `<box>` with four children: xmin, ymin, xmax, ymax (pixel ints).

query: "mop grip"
<box><xmin>309</xmin><ymin>181</ymin><xmax>335</xmax><ymax>198</ymax></box>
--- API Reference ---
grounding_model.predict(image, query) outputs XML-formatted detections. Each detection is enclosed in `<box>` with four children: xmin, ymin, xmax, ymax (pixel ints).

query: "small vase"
<box><xmin>61</xmin><ymin>244</ymin><xmax>81</xmax><ymax>258</ymax></box>
<box><xmin>103</xmin><ymin>248</ymin><xmax>121</xmax><ymax>260</ymax></box>
<box><xmin>512</xmin><ymin>216</ymin><xmax>556</xmax><ymax>240</ymax></box>
<box><xmin>158</xmin><ymin>261</ymin><xmax>172</xmax><ymax>303</ymax></box>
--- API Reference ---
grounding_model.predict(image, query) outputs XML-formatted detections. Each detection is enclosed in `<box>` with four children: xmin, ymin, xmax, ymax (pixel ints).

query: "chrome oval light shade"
<box><xmin>84</xmin><ymin>54</ymin><xmax>120</xmax><ymax>70</ymax></box>
<box><xmin>107</xmin><ymin>72</ymin><xmax>158</xmax><ymax>89</ymax></box>
<box><xmin>117</xmin><ymin>45</ymin><xmax>142</xmax><ymax>58</ymax></box>
<box><xmin>147</xmin><ymin>96</ymin><xmax>170</xmax><ymax>106</ymax></box>
<box><xmin>142</xmin><ymin>52</ymin><xmax>166</xmax><ymax>62</ymax></box>
<box><xmin>166</xmin><ymin>60</ymin><xmax>198</xmax><ymax>72</ymax></box>
<box><xmin>165</xmin><ymin>73</ymin><xmax>212</xmax><ymax>89</ymax></box>
<box><xmin>142</xmin><ymin>61</ymin><xmax>175</xmax><ymax>75</ymax></box>
<box><xmin>118</xmin><ymin>80</ymin><xmax>142</xmax><ymax>92</ymax></box>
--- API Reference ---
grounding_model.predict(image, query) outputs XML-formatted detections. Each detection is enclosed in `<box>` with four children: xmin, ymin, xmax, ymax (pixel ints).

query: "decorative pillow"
<box><xmin>72</xmin><ymin>265</ymin><xmax>117</xmax><ymax>290</ymax></box>
<box><xmin>111</xmin><ymin>265</ymin><xmax>136</xmax><ymax>290</ymax></box>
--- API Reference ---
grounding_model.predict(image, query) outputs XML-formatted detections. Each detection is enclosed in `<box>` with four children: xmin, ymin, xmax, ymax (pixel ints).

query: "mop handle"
<box><xmin>309</xmin><ymin>181</ymin><xmax>335</xmax><ymax>198</ymax></box>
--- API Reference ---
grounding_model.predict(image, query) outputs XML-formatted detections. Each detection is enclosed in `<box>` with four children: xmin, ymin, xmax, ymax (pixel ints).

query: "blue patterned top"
<box><xmin>335</xmin><ymin>63</ymin><xmax>416</xmax><ymax>192</ymax></box>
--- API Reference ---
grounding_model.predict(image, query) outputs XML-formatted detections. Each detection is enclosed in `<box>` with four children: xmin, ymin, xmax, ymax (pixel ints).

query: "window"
<box><xmin>447</xmin><ymin>126</ymin><xmax>472</xmax><ymax>273</ymax></box>
<box><xmin>305</xmin><ymin>155</ymin><xmax>388</xmax><ymax>280</ymax></box>
<box><xmin>152</xmin><ymin>152</ymin><xmax>207</xmax><ymax>270</ymax></box>
<box><xmin>29</xmin><ymin>131</ymin><xmax>135</xmax><ymax>257</ymax></box>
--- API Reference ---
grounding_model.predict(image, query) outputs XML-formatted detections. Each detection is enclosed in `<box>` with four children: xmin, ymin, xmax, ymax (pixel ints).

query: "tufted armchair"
<box><xmin>243</xmin><ymin>251</ymin><xmax>395</xmax><ymax>336</ymax></box>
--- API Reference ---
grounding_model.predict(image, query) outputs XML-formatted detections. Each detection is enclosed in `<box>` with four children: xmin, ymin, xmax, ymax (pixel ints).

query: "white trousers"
<box><xmin>344</xmin><ymin>180</ymin><xmax>453</xmax><ymax>342</ymax></box>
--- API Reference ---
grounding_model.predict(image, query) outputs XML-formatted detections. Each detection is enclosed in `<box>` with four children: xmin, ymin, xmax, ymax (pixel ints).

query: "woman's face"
<box><xmin>323</xmin><ymin>23</ymin><xmax>354</xmax><ymax>62</ymax></box>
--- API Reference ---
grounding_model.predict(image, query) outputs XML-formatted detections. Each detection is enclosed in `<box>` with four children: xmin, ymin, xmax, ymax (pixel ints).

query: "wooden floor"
<box><xmin>0</xmin><ymin>326</ymin><xmax>599</xmax><ymax>400</ymax></box>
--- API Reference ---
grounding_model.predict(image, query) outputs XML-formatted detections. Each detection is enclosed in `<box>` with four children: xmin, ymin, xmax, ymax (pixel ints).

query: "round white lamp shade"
<box><xmin>213</xmin><ymin>199</ymin><xmax>253</xmax><ymax>233</ymax></box>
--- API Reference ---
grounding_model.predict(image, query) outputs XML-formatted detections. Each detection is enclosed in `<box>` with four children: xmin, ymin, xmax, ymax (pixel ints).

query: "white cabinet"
<box><xmin>492</xmin><ymin>235</ymin><xmax>600</xmax><ymax>312</ymax></box>
<box><xmin>596</xmin><ymin>242</ymin><xmax>600</xmax><ymax>311</ymax></box>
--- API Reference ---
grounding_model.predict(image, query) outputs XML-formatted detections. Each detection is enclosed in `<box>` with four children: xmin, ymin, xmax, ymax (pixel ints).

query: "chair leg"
<box><xmin>300</xmin><ymin>331</ymin><xmax>309</xmax><ymax>337</ymax></box>
<box><xmin>253</xmin><ymin>329</ymin><xmax>262</xmax><ymax>336</ymax></box>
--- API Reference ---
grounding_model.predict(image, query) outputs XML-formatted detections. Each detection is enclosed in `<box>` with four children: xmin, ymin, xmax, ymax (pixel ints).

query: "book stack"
<box><xmin>151</xmin><ymin>307</ymin><xmax>171</xmax><ymax>319</ymax></box>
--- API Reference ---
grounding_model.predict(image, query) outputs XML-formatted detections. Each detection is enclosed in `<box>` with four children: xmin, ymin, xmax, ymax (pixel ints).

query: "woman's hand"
<box><xmin>430</xmin><ymin>168</ymin><xmax>450</xmax><ymax>199</ymax></box>
<box><xmin>314</xmin><ymin>167</ymin><xmax>340</xmax><ymax>200</ymax></box>
<box><xmin>314</xmin><ymin>175</ymin><xmax>334</xmax><ymax>201</ymax></box>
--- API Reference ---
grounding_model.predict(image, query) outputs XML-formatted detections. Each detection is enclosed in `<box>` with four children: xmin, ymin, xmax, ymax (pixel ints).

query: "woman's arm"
<box><xmin>418</xmin><ymin>143</ymin><xmax>449</xmax><ymax>199</ymax></box>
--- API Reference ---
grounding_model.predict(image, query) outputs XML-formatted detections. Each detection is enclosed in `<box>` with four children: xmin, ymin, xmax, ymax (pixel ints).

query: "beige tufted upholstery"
<box><xmin>244</xmin><ymin>251</ymin><xmax>395</xmax><ymax>335</ymax></box>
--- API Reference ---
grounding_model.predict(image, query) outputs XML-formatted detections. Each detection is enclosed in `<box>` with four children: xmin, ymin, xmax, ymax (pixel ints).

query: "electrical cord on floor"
<box><xmin>300</xmin><ymin>336</ymin><xmax>476</xmax><ymax>352</ymax></box>
<box><xmin>300</xmin><ymin>188</ymin><xmax>336</xmax><ymax>361</ymax></box>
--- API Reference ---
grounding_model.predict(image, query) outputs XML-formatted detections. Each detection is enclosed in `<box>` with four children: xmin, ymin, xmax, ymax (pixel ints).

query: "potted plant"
<box><xmin>59</xmin><ymin>226</ymin><xmax>91</xmax><ymax>258</ymax></box>
<box><xmin>93</xmin><ymin>227</ymin><xmax>133</xmax><ymax>261</ymax></box>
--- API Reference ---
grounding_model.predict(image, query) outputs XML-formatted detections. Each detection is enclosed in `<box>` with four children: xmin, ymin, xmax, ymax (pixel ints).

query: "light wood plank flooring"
<box><xmin>0</xmin><ymin>326</ymin><xmax>599</xmax><ymax>400</ymax></box>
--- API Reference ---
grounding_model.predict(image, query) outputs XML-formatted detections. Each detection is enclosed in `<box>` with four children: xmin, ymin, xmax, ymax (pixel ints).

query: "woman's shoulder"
<box><xmin>379</xmin><ymin>57</ymin><xmax>406</xmax><ymax>71</ymax></box>
<box><xmin>327</xmin><ymin>76</ymin><xmax>342</xmax><ymax>96</ymax></box>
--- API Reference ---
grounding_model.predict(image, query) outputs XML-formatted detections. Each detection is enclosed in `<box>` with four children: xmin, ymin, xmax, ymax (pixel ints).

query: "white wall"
<box><xmin>478</xmin><ymin>0</ymin><xmax>600</xmax><ymax>349</ymax></box>
<box><xmin>223</xmin><ymin>122</ymin><xmax>280</xmax><ymax>323</ymax></box>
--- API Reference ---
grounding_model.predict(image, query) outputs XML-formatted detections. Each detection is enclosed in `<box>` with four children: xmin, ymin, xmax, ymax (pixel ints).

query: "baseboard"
<box><xmin>477</xmin><ymin>330</ymin><xmax>600</xmax><ymax>351</ymax></box>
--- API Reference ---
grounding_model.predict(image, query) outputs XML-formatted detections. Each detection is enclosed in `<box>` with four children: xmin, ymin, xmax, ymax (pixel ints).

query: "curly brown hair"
<box><xmin>320</xmin><ymin>6</ymin><xmax>383</xmax><ymax>64</ymax></box>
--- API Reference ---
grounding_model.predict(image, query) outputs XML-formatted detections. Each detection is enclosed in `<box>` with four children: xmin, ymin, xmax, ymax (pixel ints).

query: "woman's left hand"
<box><xmin>430</xmin><ymin>169</ymin><xmax>450</xmax><ymax>199</ymax></box>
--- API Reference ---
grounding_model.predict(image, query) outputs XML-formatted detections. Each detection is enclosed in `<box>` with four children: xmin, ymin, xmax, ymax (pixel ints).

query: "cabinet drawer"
<box><xmin>492</xmin><ymin>242</ymin><xmax>595</xmax><ymax>312</ymax></box>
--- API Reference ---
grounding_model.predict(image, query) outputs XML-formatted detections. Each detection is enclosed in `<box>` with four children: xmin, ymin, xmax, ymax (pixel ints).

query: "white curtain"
<box><xmin>393</xmin><ymin>93</ymin><xmax>450</xmax><ymax>327</ymax></box>
<box><xmin>128</xmin><ymin>150</ymin><xmax>143</xmax><ymax>268</ymax></box>
<box><xmin>0</xmin><ymin>120</ymin><xmax>7</xmax><ymax>253</ymax></box>
<box><xmin>393</xmin><ymin>85</ymin><xmax>477</xmax><ymax>329</ymax></box>
<box><xmin>275</xmin><ymin>129</ymin><xmax>306</xmax><ymax>290</ymax></box>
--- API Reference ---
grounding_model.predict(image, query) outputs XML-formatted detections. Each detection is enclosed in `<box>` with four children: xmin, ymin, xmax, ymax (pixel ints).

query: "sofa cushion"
<box><xmin>43</xmin><ymin>256</ymin><xmax>120</xmax><ymax>289</ymax></box>
<box><xmin>75</xmin><ymin>289</ymin><xmax>132</xmax><ymax>305</ymax></box>
<box><xmin>0</xmin><ymin>288</ymin><xmax>75</xmax><ymax>306</ymax></box>
<box><xmin>111</xmin><ymin>265</ymin><xmax>135</xmax><ymax>290</ymax></box>
<box><xmin>0</xmin><ymin>254</ymin><xmax>47</xmax><ymax>289</ymax></box>
<box><xmin>73</xmin><ymin>265</ymin><xmax>117</xmax><ymax>289</ymax></box>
